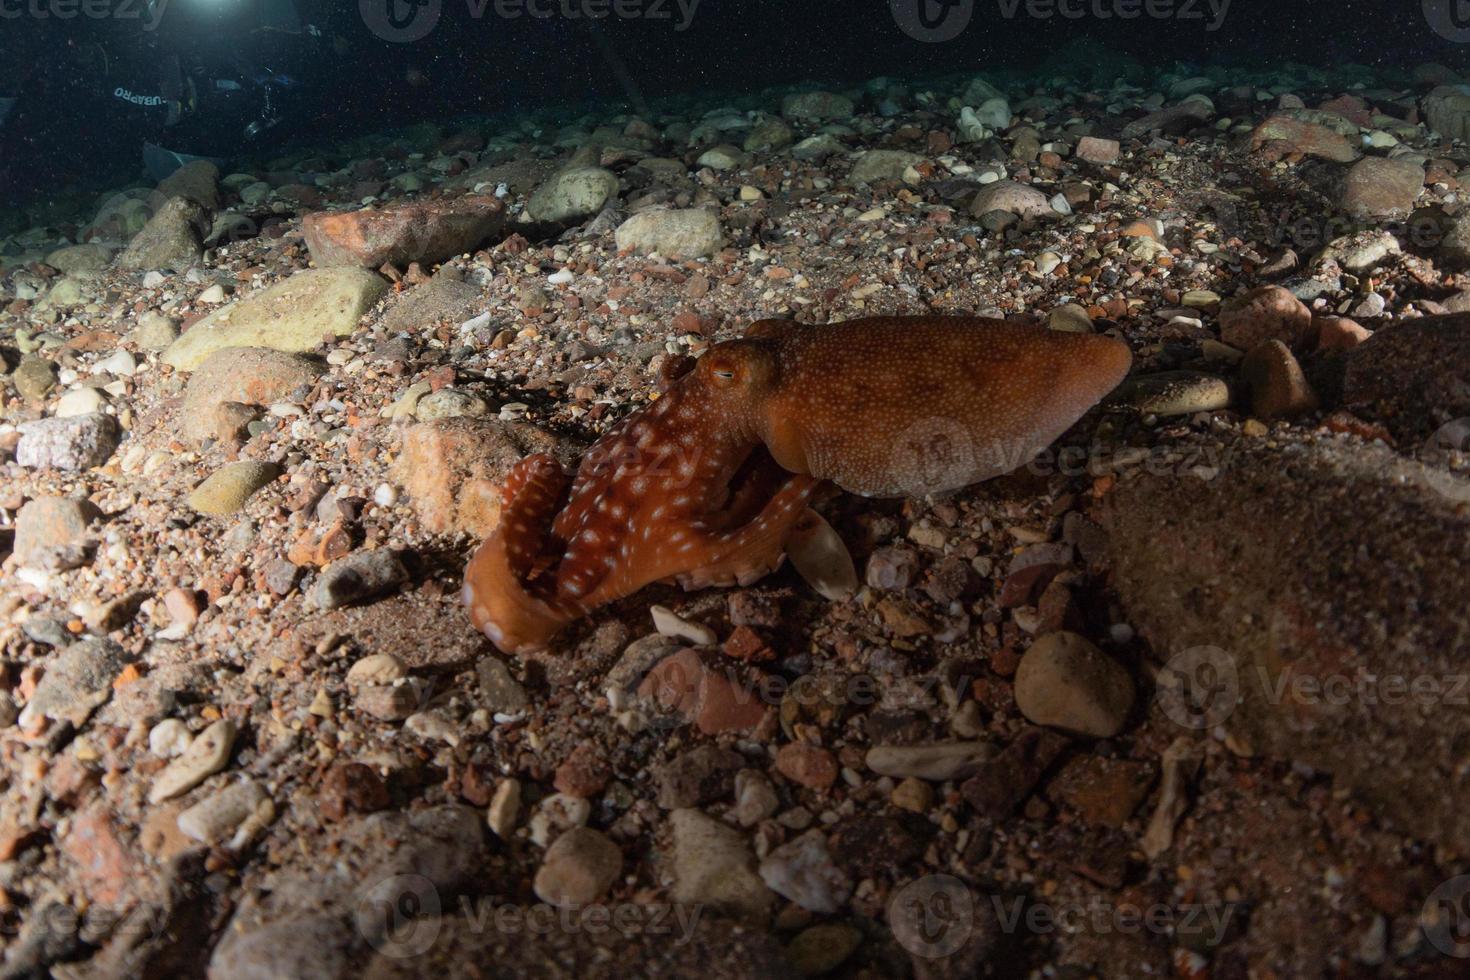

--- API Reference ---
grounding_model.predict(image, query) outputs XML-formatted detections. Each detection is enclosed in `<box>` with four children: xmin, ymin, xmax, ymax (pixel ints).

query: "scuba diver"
<box><xmin>0</xmin><ymin>0</ymin><xmax>340</xmax><ymax>187</ymax></box>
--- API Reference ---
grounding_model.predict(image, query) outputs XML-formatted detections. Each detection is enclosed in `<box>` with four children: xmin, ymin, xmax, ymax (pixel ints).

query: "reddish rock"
<box><xmin>179</xmin><ymin>347</ymin><xmax>323</xmax><ymax>445</ymax></box>
<box><xmin>1340</xmin><ymin>157</ymin><xmax>1425</xmax><ymax>220</ymax></box>
<box><xmin>1313</xmin><ymin>315</ymin><xmax>1372</xmax><ymax>351</ymax></box>
<box><xmin>775</xmin><ymin>743</ymin><xmax>839</xmax><ymax>790</ymax></box>
<box><xmin>1218</xmin><ymin>285</ymin><xmax>1314</xmax><ymax>351</ymax></box>
<box><xmin>1240</xmin><ymin>340</ymin><xmax>1319</xmax><ymax>420</ymax></box>
<box><xmin>319</xmin><ymin>762</ymin><xmax>390</xmax><ymax>821</ymax></box>
<box><xmin>1044</xmin><ymin>755</ymin><xmax>1156</xmax><ymax>828</ymax></box>
<box><xmin>554</xmin><ymin>743</ymin><xmax>610</xmax><ymax>798</ymax></box>
<box><xmin>1075</xmin><ymin>136</ymin><xmax>1120</xmax><ymax>164</ymax></box>
<box><xmin>302</xmin><ymin>195</ymin><xmax>507</xmax><ymax>269</ymax></box>
<box><xmin>637</xmin><ymin>647</ymin><xmax>769</xmax><ymax>734</ymax></box>
<box><xmin>723</xmin><ymin>625</ymin><xmax>773</xmax><ymax>663</ymax></box>
<box><xmin>998</xmin><ymin>562</ymin><xmax>1062</xmax><ymax>608</ymax></box>
<box><xmin>62</xmin><ymin>806</ymin><xmax>137</xmax><ymax>905</ymax></box>
<box><xmin>960</xmin><ymin>728</ymin><xmax>1069</xmax><ymax>820</ymax></box>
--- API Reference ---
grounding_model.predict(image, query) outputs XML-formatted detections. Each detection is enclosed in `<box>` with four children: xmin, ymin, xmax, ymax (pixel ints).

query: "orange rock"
<box><xmin>637</xmin><ymin>647</ymin><xmax>769</xmax><ymax>734</ymax></box>
<box><xmin>775</xmin><ymin>743</ymin><xmax>839</xmax><ymax>790</ymax></box>
<box><xmin>302</xmin><ymin>196</ymin><xmax>507</xmax><ymax>268</ymax></box>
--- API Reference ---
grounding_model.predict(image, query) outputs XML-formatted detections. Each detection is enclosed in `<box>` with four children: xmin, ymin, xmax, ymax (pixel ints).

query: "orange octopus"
<box><xmin>463</xmin><ymin>316</ymin><xmax>1132</xmax><ymax>654</ymax></box>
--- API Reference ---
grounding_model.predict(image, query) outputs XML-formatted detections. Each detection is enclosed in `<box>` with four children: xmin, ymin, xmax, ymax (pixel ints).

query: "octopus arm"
<box><xmin>463</xmin><ymin>454</ymin><xmax>581</xmax><ymax>655</ymax></box>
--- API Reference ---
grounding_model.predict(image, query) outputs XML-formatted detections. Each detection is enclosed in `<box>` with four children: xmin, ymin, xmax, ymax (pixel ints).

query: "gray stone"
<box><xmin>14</xmin><ymin>496</ymin><xmax>102</xmax><ymax>571</ymax></box>
<box><xmin>17</xmin><ymin>640</ymin><xmax>128</xmax><ymax>729</ymax></box>
<box><xmin>16</xmin><ymin>413</ymin><xmax>120</xmax><ymax>471</ymax></box>
<box><xmin>116</xmin><ymin>196</ymin><xmax>205</xmax><ymax>272</ymax></box>
<box><xmin>313</xmin><ymin>550</ymin><xmax>409</xmax><ymax>609</ymax></box>
<box><xmin>526</xmin><ymin>167</ymin><xmax>619</xmax><ymax>224</ymax></box>
<box><xmin>614</xmin><ymin>208</ymin><xmax>724</xmax><ymax>260</ymax></box>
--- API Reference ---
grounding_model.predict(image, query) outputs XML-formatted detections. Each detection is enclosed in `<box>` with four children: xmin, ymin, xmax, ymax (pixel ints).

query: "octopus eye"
<box><xmin>713</xmin><ymin>368</ymin><xmax>736</xmax><ymax>381</ymax></box>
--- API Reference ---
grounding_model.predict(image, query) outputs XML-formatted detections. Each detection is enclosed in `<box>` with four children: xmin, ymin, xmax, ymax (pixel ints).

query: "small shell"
<box><xmin>786</xmin><ymin>510</ymin><xmax>858</xmax><ymax>602</ymax></box>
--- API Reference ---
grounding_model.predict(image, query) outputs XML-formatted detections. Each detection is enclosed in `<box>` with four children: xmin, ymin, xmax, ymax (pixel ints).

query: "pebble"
<box><xmin>1218</xmin><ymin>285</ymin><xmax>1313</xmax><ymax>350</ymax></box>
<box><xmin>650</xmin><ymin>605</ymin><xmax>717</xmax><ymax>646</ymax></box>
<box><xmin>188</xmin><ymin>461</ymin><xmax>281</xmax><ymax>516</ymax></box>
<box><xmin>1047</xmin><ymin>303</ymin><xmax>1093</xmax><ymax>332</ymax></box>
<box><xmin>970</xmin><ymin>180</ymin><xmax>1051</xmax><ymax>220</ymax></box>
<box><xmin>13</xmin><ymin>496</ymin><xmax>102</xmax><ymax>571</ymax></box>
<box><xmin>1129</xmin><ymin>372</ymin><xmax>1231</xmax><ymax>416</ymax></box>
<box><xmin>476</xmin><ymin>655</ymin><xmax>529</xmax><ymax>715</ymax></box>
<box><xmin>12</xmin><ymin>356</ymin><xmax>57</xmax><ymax>401</ymax></box>
<box><xmin>1241</xmin><ymin>340</ymin><xmax>1318</xmax><ymax>419</ymax></box>
<box><xmin>54</xmin><ymin>387</ymin><xmax>108</xmax><ymax>418</ymax></box>
<box><xmin>147</xmin><ymin>719</ymin><xmax>238</xmax><ymax>804</ymax></box>
<box><xmin>129</xmin><ymin>312</ymin><xmax>179</xmax><ymax>351</ymax></box>
<box><xmin>528</xmin><ymin>793</ymin><xmax>591</xmax><ymax>847</ymax></box>
<box><xmin>533</xmin><ymin>827</ymin><xmax>623</xmax><ymax>908</ymax></box>
<box><xmin>95</xmin><ymin>349</ymin><xmax>137</xmax><ymax>377</ymax></box>
<box><xmin>785</xmin><ymin>511</ymin><xmax>858</xmax><ymax>602</ymax></box>
<box><xmin>414</xmin><ymin>388</ymin><xmax>490</xmax><ymax>421</ymax></box>
<box><xmin>312</xmin><ymin>549</ymin><xmax>408</xmax><ymax>609</ymax></box>
<box><xmin>177</xmin><ymin>778</ymin><xmax>268</xmax><ymax>845</ymax></box>
<box><xmin>487</xmin><ymin>778</ymin><xmax>522</xmax><ymax>838</ymax></box>
<box><xmin>1075</xmin><ymin>135</ymin><xmax>1121</xmax><ymax>163</ymax></box>
<box><xmin>891</xmin><ymin>777</ymin><xmax>934</xmax><ymax>813</ymax></box>
<box><xmin>866</xmin><ymin>546</ymin><xmax>920</xmax><ymax>590</ymax></box>
<box><xmin>1014</xmin><ymin>631</ymin><xmax>1135</xmax><ymax>738</ymax></box>
<box><xmin>148</xmin><ymin>718</ymin><xmax>193</xmax><ymax>757</ymax></box>
<box><xmin>775</xmin><ymin>743</ymin><xmax>839</xmax><ymax>790</ymax></box>
<box><xmin>161</xmin><ymin>267</ymin><xmax>388</xmax><ymax>371</ymax></box>
<box><xmin>849</xmin><ymin>149</ymin><xmax>924</xmax><ymax>184</ymax></box>
<box><xmin>864</xmin><ymin>742</ymin><xmax>996</xmax><ymax>781</ymax></box>
<box><xmin>654</xmin><ymin>744</ymin><xmax>743</xmax><ymax>809</ymax></box>
<box><xmin>757</xmin><ymin>829</ymin><xmax>853</xmax><ymax>914</ymax></box>
<box><xmin>733</xmin><ymin>769</ymin><xmax>780</xmax><ymax>827</ymax></box>
<box><xmin>786</xmin><ymin>924</ymin><xmax>864</xmax><ymax>977</ymax></box>
<box><xmin>668</xmin><ymin>808</ymin><xmax>773</xmax><ymax>921</ymax></box>
<box><xmin>347</xmin><ymin>653</ymin><xmax>407</xmax><ymax>686</ymax></box>
<box><xmin>16</xmin><ymin>413</ymin><xmax>120</xmax><ymax>471</ymax></box>
<box><xmin>16</xmin><ymin>640</ymin><xmax>127</xmax><ymax>729</ymax></box>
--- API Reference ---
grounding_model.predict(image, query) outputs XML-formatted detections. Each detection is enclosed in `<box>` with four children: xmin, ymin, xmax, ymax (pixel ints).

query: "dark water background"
<box><xmin>0</xmin><ymin>0</ymin><xmax>1465</xmax><ymax>210</ymax></box>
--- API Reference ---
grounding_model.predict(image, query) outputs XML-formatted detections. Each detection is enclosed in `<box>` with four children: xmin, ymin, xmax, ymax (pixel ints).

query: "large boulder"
<box><xmin>525</xmin><ymin>167</ymin><xmax>619</xmax><ymax>224</ymax></box>
<box><xmin>302</xmin><ymin>195</ymin><xmax>506</xmax><ymax>268</ymax></box>
<box><xmin>1342</xmin><ymin>314</ymin><xmax>1470</xmax><ymax>441</ymax></box>
<box><xmin>1105</xmin><ymin>434</ymin><xmax>1470</xmax><ymax>852</ymax></box>
<box><xmin>162</xmin><ymin>268</ymin><xmax>387</xmax><ymax>371</ymax></box>
<box><xmin>614</xmin><ymin>208</ymin><xmax>725</xmax><ymax>260</ymax></box>
<box><xmin>115</xmin><ymin>197</ymin><xmax>206</xmax><ymax>272</ymax></box>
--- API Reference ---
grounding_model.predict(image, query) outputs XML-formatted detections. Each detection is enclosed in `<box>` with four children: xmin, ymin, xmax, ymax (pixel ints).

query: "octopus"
<box><xmin>463</xmin><ymin>315</ymin><xmax>1133</xmax><ymax>655</ymax></box>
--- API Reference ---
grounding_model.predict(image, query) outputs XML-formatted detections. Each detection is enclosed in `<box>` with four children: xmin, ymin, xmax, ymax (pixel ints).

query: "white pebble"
<box><xmin>148</xmin><ymin>718</ymin><xmax>193</xmax><ymax>758</ymax></box>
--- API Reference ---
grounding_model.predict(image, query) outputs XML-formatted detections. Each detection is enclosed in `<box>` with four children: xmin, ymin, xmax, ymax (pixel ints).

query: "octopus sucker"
<box><xmin>464</xmin><ymin>315</ymin><xmax>1131</xmax><ymax>656</ymax></box>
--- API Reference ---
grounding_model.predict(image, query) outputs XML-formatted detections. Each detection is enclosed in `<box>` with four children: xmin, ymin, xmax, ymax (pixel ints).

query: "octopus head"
<box><xmin>691</xmin><ymin>339</ymin><xmax>780</xmax><ymax>422</ymax></box>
